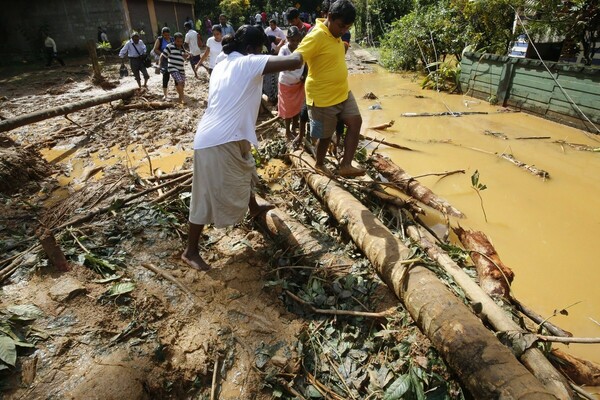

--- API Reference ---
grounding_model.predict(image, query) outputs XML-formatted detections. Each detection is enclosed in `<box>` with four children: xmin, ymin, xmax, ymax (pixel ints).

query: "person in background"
<box><xmin>286</xmin><ymin>8</ymin><xmax>311</xmax><ymax>36</ymax></box>
<box><xmin>197</xmin><ymin>25</ymin><xmax>223</xmax><ymax>75</ymax></box>
<box><xmin>295</xmin><ymin>0</ymin><xmax>365</xmax><ymax>177</ymax></box>
<box><xmin>153</xmin><ymin>27</ymin><xmax>174</xmax><ymax>100</ymax></box>
<box><xmin>219</xmin><ymin>14</ymin><xmax>235</xmax><ymax>37</ymax></box>
<box><xmin>119</xmin><ymin>32</ymin><xmax>150</xmax><ymax>88</ymax></box>
<box><xmin>277</xmin><ymin>26</ymin><xmax>305</xmax><ymax>143</ymax></box>
<box><xmin>204</xmin><ymin>16</ymin><xmax>213</xmax><ymax>38</ymax></box>
<box><xmin>160</xmin><ymin>32</ymin><xmax>188</xmax><ymax>104</ymax></box>
<box><xmin>261</xmin><ymin>10</ymin><xmax>267</xmax><ymax>27</ymax></box>
<box><xmin>43</xmin><ymin>33</ymin><xmax>65</xmax><ymax>67</ymax></box>
<box><xmin>264</xmin><ymin>19</ymin><xmax>286</xmax><ymax>54</ymax></box>
<box><xmin>97</xmin><ymin>27</ymin><xmax>109</xmax><ymax>43</ymax></box>
<box><xmin>255</xmin><ymin>11</ymin><xmax>262</xmax><ymax>26</ymax></box>
<box><xmin>181</xmin><ymin>25</ymin><xmax>304</xmax><ymax>271</ymax></box>
<box><xmin>184</xmin><ymin>21</ymin><xmax>203</xmax><ymax>78</ymax></box>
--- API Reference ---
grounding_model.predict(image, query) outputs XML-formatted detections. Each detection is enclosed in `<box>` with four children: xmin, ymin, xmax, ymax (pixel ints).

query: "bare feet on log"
<box><xmin>337</xmin><ymin>165</ymin><xmax>365</xmax><ymax>178</ymax></box>
<box><xmin>249</xmin><ymin>203</ymin><xmax>275</xmax><ymax>218</ymax></box>
<box><xmin>315</xmin><ymin>163</ymin><xmax>334</xmax><ymax>178</ymax></box>
<box><xmin>181</xmin><ymin>251</ymin><xmax>210</xmax><ymax>271</ymax></box>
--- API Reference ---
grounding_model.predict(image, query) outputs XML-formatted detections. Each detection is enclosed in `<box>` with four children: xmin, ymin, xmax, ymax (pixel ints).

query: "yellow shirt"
<box><xmin>296</xmin><ymin>19</ymin><xmax>348</xmax><ymax>107</ymax></box>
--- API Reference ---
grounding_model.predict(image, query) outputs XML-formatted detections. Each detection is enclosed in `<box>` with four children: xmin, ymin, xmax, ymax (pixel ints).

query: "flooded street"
<box><xmin>350</xmin><ymin>67</ymin><xmax>600</xmax><ymax>364</ymax></box>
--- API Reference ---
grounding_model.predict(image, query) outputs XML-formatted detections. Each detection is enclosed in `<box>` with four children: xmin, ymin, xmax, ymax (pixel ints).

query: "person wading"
<box><xmin>181</xmin><ymin>25</ymin><xmax>303</xmax><ymax>271</ymax></box>
<box><xmin>119</xmin><ymin>31</ymin><xmax>150</xmax><ymax>88</ymax></box>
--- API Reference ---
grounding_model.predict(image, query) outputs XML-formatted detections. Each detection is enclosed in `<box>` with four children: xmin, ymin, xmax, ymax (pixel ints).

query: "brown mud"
<box><xmin>0</xmin><ymin>50</ymin><xmax>416</xmax><ymax>400</ymax></box>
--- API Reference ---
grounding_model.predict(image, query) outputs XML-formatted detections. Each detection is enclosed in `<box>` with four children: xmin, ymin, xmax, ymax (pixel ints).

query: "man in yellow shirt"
<box><xmin>295</xmin><ymin>0</ymin><xmax>364</xmax><ymax>177</ymax></box>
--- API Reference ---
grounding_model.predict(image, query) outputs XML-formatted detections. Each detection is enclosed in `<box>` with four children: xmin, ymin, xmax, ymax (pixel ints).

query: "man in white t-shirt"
<box><xmin>184</xmin><ymin>21</ymin><xmax>203</xmax><ymax>78</ymax></box>
<box><xmin>255</xmin><ymin>12</ymin><xmax>262</xmax><ymax>25</ymax></box>
<box><xmin>264</xmin><ymin>19</ymin><xmax>286</xmax><ymax>54</ymax></box>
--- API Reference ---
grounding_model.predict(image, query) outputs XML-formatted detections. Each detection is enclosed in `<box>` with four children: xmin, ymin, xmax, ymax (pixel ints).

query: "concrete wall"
<box><xmin>0</xmin><ymin>0</ymin><xmax>130</xmax><ymax>62</ymax></box>
<box><xmin>460</xmin><ymin>52</ymin><xmax>600</xmax><ymax>132</ymax></box>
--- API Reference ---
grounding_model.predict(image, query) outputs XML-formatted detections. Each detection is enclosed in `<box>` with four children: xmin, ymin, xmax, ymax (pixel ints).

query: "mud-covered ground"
<box><xmin>0</xmin><ymin>48</ymin><xmax>459</xmax><ymax>400</ymax></box>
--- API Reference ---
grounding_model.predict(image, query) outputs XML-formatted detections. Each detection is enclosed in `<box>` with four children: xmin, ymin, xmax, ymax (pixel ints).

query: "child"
<box><xmin>277</xmin><ymin>27</ymin><xmax>305</xmax><ymax>143</ymax></box>
<box><xmin>197</xmin><ymin>25</ymin><xmax>223</xmax><ymax>75</ymax></box>
<box><xmin>159</xmin><ymin>32</ymin><xmax>188</xmax><ymax>103</ymax></box>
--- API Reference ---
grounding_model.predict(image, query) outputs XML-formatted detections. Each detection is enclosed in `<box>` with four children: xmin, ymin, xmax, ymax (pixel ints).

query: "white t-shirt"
<box><xmin>255</xmin><ymin>14</ymin><xmax>262</xmax><ymax>23</ymax></box>
<box><xmin>264</xmin><ymin>26</ymin><xmax>286</xmax><ymax>51</ymax></box>
<box><xmin>205</xmin><ymin>37</ymin><xmax>223</xmax><ymax>69</ymax></box>
<box><xmin>278</xmin><ymin>44</ymin><xmax>304</xmax><ymax>85</ymax></box>
<box><xmin>194</xmin><ymin>52</ymin><xmax>270</xmax><ymax>150</ymax></box>
<box><xmin>184</xmin><ymin>30</ymin><xmax>202</xmax><ymax>56</ymax></box>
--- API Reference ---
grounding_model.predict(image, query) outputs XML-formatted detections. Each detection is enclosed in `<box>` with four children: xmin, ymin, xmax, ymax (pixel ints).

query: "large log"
<box><xmin>453</xmin><ymin>226</ymin><xmax>515</xmax><ymax>301</ymax></box>
<box><xmin>407</xmin><ymin>224</ymin><xmax>574</xmax><ymax>399</ymax></box>
<box><xmin>291</xmin><ymin>151</ymin><xmax>557</xmax><ymax>399</ymax></box>
<box><xmin>369</xmin><ymin>154</ymin><xmax>465</xmax><ymax>218</ymax></box>
<box><xmin>0</xmin><ymin>89</ymin><xmax>136</xmax><ymax>133</ymax></box>
<box><xmin>550</xmin><ymin>349</ymin><xmax>600</xmax><ymax>386</ymax></box>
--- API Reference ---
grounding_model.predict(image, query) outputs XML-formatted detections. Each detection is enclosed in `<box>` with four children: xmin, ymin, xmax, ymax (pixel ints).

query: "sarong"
<box><xmin>189</xmin><ymin>140</ymin><xmax>255</xmax><ymax>227</ymax></box>
<box><xmin>277</xmin><ymin>82</ymin><xmax>305</xmax><ymax>119</ymax></box>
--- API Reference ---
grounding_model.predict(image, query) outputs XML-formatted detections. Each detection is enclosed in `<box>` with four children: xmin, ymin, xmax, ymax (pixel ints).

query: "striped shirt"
<box><xmin>163</xmin><ymin>43</ymin><xmax>186</xmax><ymax>74</ymax></box>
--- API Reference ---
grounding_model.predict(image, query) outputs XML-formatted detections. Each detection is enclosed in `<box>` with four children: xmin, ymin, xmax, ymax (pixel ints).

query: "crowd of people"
<box><xmin>40</xmin><ymin>1</ymin><xmax>366</xmax><ymax>272</ymax></box>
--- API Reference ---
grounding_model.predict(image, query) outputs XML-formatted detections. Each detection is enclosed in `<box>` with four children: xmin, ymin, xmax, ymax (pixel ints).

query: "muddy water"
<box><xmin>350</xmin><ymin>68</ymin><xmax>600</xmax><ymax>365</ymax></box>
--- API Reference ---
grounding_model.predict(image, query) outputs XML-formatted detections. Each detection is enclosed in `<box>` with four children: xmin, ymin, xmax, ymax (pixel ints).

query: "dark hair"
<box><xmin>161</xmin><ymin>27</ymin><xmax>170</xmax><ymax>34</ymax></box>
<box><xmin>321</xmin><ymin>0</ymin><xmax>331</xmax><ymax>14</ymax></box>
<box><xmin>286</xmin><ymin>26</ymin><xmax>301</xmax><ymax>38</ymax></box>
<box><xmin>222</xmin><ymin>25</ymin><xmax>266</xmax><ymax>55</ymax></box>
<box><xmin>173</xmin><ymin>32</ymin><xmax>184</xmax><ymax>40</ymax></box>
<box><xmin>269</xmin><ymin>19</ymin><xmax>276</xmax><ymax>24</ymax></box>
<box><xmin>219</xmin><ymin>14</ymin><xmax>227</xmax><ymax>18</ymax></box>
<box><xmin>329</xmin><ymin>0</ymin><xmax>356</xmax><ymax>24</ymax></box>
<box><xmin>212</xmin><ymin>25</ymin><xmax>222</xmax><ymax>33</ymax></box>
<box><xmin>286</xmin><ymin>8</ymin><xmax>300</xmax><ymax>21</ymax></box>
<box><xmin>184</xmin><ymin>21</ymin><xmax>193</xmax><ymax>30</ymax></box>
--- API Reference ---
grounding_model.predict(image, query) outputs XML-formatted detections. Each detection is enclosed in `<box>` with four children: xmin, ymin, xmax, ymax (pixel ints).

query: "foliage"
<box><xmin>380</xmin><ymin>2</ymin><xmax>469</xmax><ymax>71</ymax></box>
<box><xmin>354</xmin><ymin>0</ymin><xmax>413</xmax><ymax>45</ymax></box>
<box><xmin>525</xmin><ymin>0</ymin><xmax>599</xmax><ymax>64</ymax></box>
<box><xmin>470</xmin><ymin>170</ymin><xmax>488</xmax><ymax>223</ymax></box>
<box><xmin>421</xmin><ymin>61</ymin><xmax>461</xmax><ymax>92</ymax></box>
<box><xmin>96</xmin><ymin>41</ymin><xmax>112</xmax><ymax>51</ymax></box>
<box><xmin>219</xmin><ymin>0</ymin><xmax>251</xmax><ymax>28</ymax></box>
<box><xmin>0</xmin><ymin>304</ymin><xmax>44</xmax><ymax>369</ymax></box>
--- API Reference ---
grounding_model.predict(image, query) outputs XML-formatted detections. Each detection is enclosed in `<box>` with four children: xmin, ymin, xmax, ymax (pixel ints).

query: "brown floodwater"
<box><xmin>349</xmin><ymin>68</ymin><xmax>600</xmax><ymax>365</ymax></box>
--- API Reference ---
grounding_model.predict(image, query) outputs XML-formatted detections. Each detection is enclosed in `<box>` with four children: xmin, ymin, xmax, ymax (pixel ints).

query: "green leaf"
<box><xmin>384</xmin><ymin>373</ymin><xmax>411</xmax><ymax>400</ymax></box>
<box><xmin>471</xmin><ymin>170</ymin><xmax>479</xmax><ymax>187</ymax></box>
<box><xmin>7</xmin><ymin>304</ymin><xmax>43</xmax><ymax>321</ymax></box>
<box><xmin>0</xmin><ymin>335</ymin><xmax>17</xmax><ymax>366</ymax></box>
<box><xmin>107</xmin><ymin>282</ymin><xmax>135</xmax><ymax>296</ymax></box>
<box><xmin>305</xmin><ymin>385</ymin><xmax>323</xmax><ymax>398</ymax></box>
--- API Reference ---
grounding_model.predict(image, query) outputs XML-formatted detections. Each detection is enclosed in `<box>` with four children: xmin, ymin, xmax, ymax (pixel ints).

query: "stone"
<box><xmin>49</xmin><ymin>277</ymin><xmax>87</xmax><ymax>302</ymax></box>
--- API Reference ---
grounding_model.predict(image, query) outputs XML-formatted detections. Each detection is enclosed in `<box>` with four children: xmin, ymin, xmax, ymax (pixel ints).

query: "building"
<box><xmin>0</xmin><ymin>0</ymin><xmax>195</xmax><ymax>62</ymax></box>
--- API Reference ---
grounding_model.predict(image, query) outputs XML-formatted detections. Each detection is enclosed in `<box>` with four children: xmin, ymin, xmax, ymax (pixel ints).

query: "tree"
<box><xmin>219</xmin><ymin>0</ymin><xmax>251</xmax><ymax>27</ymax></box>
<box><xmin>526</xmin><ymin>0</ymin><xmax>599</xmax><ymax>64</ymax></box>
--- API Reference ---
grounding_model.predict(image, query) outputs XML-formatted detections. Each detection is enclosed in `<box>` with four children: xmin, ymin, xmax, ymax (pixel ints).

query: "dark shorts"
<box><xmin>190</xmin><ymin>54</ymin><xmax>201</xmax><ymax>67</ymax></box>
<box><xmin>308</xmin><ymin>92</ymin><xmax>360</xmax><ymax>139</ymax></box>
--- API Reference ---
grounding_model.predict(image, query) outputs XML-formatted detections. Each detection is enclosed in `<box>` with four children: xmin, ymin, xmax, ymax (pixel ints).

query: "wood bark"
<box><xmin>291</xmin><ymin>150</ymin><xmax>558</xmax><ymax>399</ymax></box>
<box><xmin>255</xmin><ymin>195</ymin><xmax>354</xmax><ymax>267</ymax></box>
<box><xmin>407</xmin><ymin>224</ymin><xmax>574</xmax><ymax>399</ymax></box>
<box><xmin>550</xmin><ymin>349</ymin><xmax>600</xmax><ymax>386</ymax></box>
<box><xmin>514</xmin><ymin>300</ymin><xmax>573</xmax><ymax>337</ymax></box>
<box><xmin>0</xmin><ymin>89</ymin><xmax>136</xmax><ymax>133</ymax></box>
<box><xmin>359</xmin><ymin>133</ymin><xmax>414</xmax><ymax>151</ymax></box>
<box><xmin>369</xmin><ymin>154</ymin><xmax>465</xmax><ymax>218</ymax></box>
<box><xmin>453</xmin><ymin>226</ymin><xmax>515</xmax><ymax>301</ymax></box>
<box><xmin>87</xmin><ymin>40</ymin><xmax>102</xmax><ymax>82</ymax></box>
<box><xmin>35</xmin><ymin>226</ymin><xmax>69</xmax><ymax>272</ymax></box>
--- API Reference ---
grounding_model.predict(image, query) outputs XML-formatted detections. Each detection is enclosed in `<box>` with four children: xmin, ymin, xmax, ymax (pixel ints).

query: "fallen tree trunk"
<box><xmin>369</xmin><ymin>154</ymin><xmax>465</xmax><ymax>218</ymax></box>
<box><xmin>407</xmin><ymin>224</ymin><xmax>575</xmax><ymax>399</ymax></box>
<box><xmin>114</xmin><ymin>101</ymin><xmax>175</xmax><ymax>111</ymax></box>
<box><xmin>291</xmin><ymin>150</ymin><xmax>557</xmax><ymax>399</ymax></box>
<box><xmin>255</xmin><ymin>195</ymin><xmax>354</xmax><ymax>267</ymax></box>
<box><xmin>453</xmin><ymin>226</ymin><xmax>515</xmax><ymax>301</ymax></box>
<box><xmin>0</xmin><ymin>89</ymin><xmax>136</xmax><ymax>133</ymax></box>
<box><xmin>500</xmin><ymin>153</ymin><xmax>550</xmax><ymax>180</ymax></box>
<box><xmin>550</xmin><ymin>349</ymin><xmax>600</xmax><ymax>386</ymax></box>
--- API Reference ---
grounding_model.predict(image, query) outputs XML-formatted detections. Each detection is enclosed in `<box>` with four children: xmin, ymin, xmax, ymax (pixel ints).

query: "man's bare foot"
<box><xmin>249</xmin><ymin>203</ymin><xmax>275</xmax><ymax>218</ymax></box>
<box><xmin>337</xmin><ymin>165</ymin><xmax>366</xmax><ymax>178</ymax></box>
<box><xmin>181</xmin><ymin>251</ymin><xmax>210</xmax><ymax>271</ymax></box>
<box><xmin>314</xmin><ymin>163</ymin><xmax>334</xmax><ymax>177</ymax></box>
